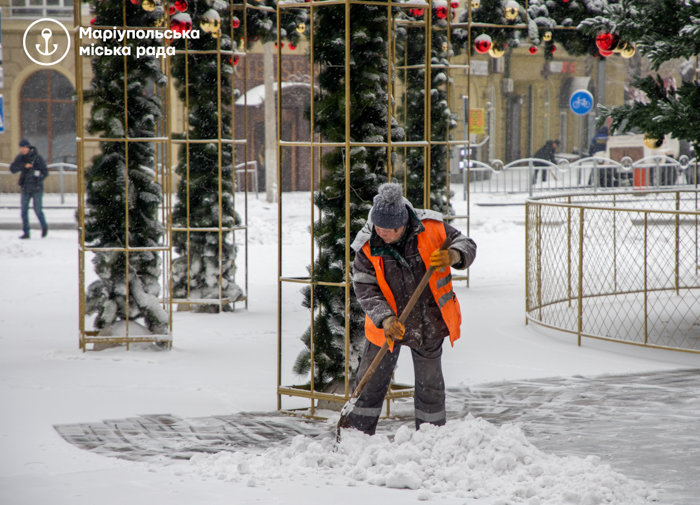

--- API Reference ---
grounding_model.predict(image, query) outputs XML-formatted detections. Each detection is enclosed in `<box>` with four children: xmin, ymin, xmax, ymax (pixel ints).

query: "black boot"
<box><xmin>19</xmin><ymin>233</ymin><xmax>30</xmax><ymax>239</ymax></box>
<box><xmin>42</xmin><ymin>227</ymin><xmax>48</xmax><ymax>238</ymax></box>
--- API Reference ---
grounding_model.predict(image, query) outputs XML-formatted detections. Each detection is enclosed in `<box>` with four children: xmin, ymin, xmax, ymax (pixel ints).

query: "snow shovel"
<box><xmin>335</xmin><ymin>236</ymin><xmax>452</xmax><ymax>441</ymax></box>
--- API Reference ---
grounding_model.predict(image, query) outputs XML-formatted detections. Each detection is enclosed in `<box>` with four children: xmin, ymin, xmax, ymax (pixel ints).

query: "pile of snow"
<box><xmin>189</xmin><ymin>415</ymin><xmax>656</xmax><ymax>504</ymax></box>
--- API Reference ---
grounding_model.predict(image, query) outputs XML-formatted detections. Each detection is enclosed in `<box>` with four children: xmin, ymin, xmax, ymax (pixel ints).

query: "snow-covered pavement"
<box><xmin>54</xmin><ymin>369</ymin><xmax>700</xmax><ymax>503</ymax></box>
<box><xmin>1</xmin><ymin>189</ymin><xmax>698</xmax><ymax>505</ymax></box>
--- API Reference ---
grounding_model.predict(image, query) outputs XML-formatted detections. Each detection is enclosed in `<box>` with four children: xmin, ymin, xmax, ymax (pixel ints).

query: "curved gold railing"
<box><xmin>526</xmin><ymin>189</ymin><xmax>700</xmax><ymax>353</ymax></box>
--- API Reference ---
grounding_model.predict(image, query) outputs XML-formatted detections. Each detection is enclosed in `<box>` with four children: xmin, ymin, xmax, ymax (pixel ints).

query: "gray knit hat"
<box><xmin>370</xmin><ymin>183</ymin><xmax>408</xmax><ymax>229</ymax></box>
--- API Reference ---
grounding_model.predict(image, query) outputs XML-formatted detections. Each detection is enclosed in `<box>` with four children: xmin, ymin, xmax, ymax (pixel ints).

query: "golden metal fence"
<box><xmin>526</xmin><ymin>190</ymin><xmax>700</xmax><ymax>353</ymax></box>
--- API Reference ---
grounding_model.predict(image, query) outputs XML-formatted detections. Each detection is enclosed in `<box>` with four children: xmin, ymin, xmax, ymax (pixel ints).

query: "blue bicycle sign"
<box><xmin>569</xmin><ymin>89</ymin><xmax>594</xmax><ymax>116</ymax></box>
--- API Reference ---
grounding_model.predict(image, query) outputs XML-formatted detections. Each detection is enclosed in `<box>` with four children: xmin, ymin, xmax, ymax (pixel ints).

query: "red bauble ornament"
<box><xmin>529</xmin><ymin>46</ymin><xmax>538</xmax><ymax>55</ymax></box>
<box><xmin>232</xmin><ymin>17</ymin><xmax>240</xmax><ymax>29</ymax></box>
<box><xmin>289</xmin><ymin>43</ymin><xmax>297</xmax><ymax>50</ymax></box>
<box><xmin>174</xmin><ymin>0</ymin><xmax>188</xmax><ymax>12</ymax></box>
<box><xmin>169</xmin><ymin>6</ymin><xmax>175</xmax><ymax>15</ymax></box>
<box><xmin>171</xmin><ymin>13</ymin><xmax>192</xmax><ymax>34</ymax></box>
<box><xmin>550</xmin><ymin>44</ymin><xmax>557</xmax><ymax>53</ymax></box>
<box><xmin>435</xmin><ymin>6</ymin><xmax>448</xmax><ymax>19</ymax></box>
<box><xmin>274</xmin><ymin>41</ymin><xmax>285</xmax><ymax>49</ymax></box>
<box><xmin>409</xmin><ymin>8</ymin><xmax>424</xmax><ymax>17</ymax></box>
<box><xmin>232</xmin><ymin>55</ymin><xmax>239</xmax><ymax>66</ymax></box>
<box><xmin>90</xmin><ymin>17</ymin><xmax>96</xmax><ymax>25</ymax></box>
<box><xmin>450</xmin><ymin>0</ymin><xmax>459</xmax><ymax>9</ymax></box>
<box><xmin>130</xmin><ymin>0</ymin><xmax>140</xmax><ymax>5</ymax></box>
<box><xmin>598</xmin><ymin>48</ymin><xmax>613</xmax><ymax>57</ymax></box>
<box><xmin>595</xmin><ymin>32</ymin><xmax>619</xmax><ymax>52</ymax></box>
<box><xmin>473</xmin><ymin>34</ymin><xmax>492</xmax><ymax>54</ymax></box>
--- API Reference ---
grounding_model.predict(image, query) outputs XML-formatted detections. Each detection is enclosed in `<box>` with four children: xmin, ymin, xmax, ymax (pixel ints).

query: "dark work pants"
<box><xmin>20</xmin><ymin>189</ymin><xmax>47</xmax><ymax>236</ymax></box>
<box><xmin>346</xmin><ymin>338</ymin><xmax>446</xmax><ymax>435</ymax></box>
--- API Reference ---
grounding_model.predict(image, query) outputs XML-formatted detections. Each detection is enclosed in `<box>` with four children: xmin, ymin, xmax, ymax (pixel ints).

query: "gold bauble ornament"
<box><xmin>442</xmin><ymin>41</ymin><xmax>448</xmax><ymax>52</ymax></box>
<box><xmin>471</xmin><ymin>0</ymin><xmax>480</xmax><ymax>9</ymax></box>
<box><xmin>488</xmin><ymin>45</ymin><xmax>505</xmax><ymax>58</ymax></box>
<box><xmin>543</xmin><ymin>31</ymin><xmax>552</xmax><ymax>42</ymax></box>
<box><xmin>141</xmin><ymin>0</ymin><xmax>156</xmax><ymax>12</ymax></box>
<box><xmin>613</xmin><ymin>41</ymin><xmax>626</xmax><ymax>53</ymax></box>
<box><xmin>504</xmin><ymin>0</ymin><xmax>519</xmax><ymax>20</ymax></box>
<box><xmin>200</xmin><ymin>8</ymin><xmax>221</xmax><ymax>33</ymax></box>
<box><xmin>620</xmin><ymin>44</ymin><xmax>636</xmax><ymax>58</ymax></box>
<box><xmin>643</xmin><ymin>133</ymin><xmax>663</xmax><ymax>149</ymax></box>
<box><xmin>296</xmin><ymin>23</ymin><xmax>306</xmax><ymax>34</ymax></box>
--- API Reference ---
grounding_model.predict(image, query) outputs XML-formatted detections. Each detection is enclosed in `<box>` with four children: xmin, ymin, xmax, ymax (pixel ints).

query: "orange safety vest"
<box><xmin>362</xmin><ymin>219</ymin><xmax>462</xmax><ymax>351</ymax></box>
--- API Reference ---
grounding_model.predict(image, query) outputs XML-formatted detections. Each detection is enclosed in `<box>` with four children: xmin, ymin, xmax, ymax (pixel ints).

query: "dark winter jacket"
<box><xmin>589</xmin><ymin>126</ymin><xmax>609</xmax><ymax>156</ymax></box>
<box><xmin>534</xmin><ymin>141</ymin><xmax>558</xmax><ymax>164</ymax></box>
<box><xmin>351</xmin><ymin>203</ymin><xmax>476</xmax><ymax>349</ymax></box>
<box><xmin>10</xmin><ymin>146</ymin><xmax>48</xmax><ymax>193</ymax></box>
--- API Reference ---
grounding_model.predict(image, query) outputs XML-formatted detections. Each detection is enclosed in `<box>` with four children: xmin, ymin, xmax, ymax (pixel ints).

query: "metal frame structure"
<box><xmin>275</xmin><ymin>1</ymin><xmax>473</xmax><ymax>418</ymax></box>
<box><xmin>75</xmin><ymin>1</ymin><xmax>253</xmax><ymax>350</ymax></box>
<box><xmin>168</xmin><ymin>2</ymin><xmax>252</xmax><ymax>314</ymax></box>
<box><xmin>74</xmin><ymin>2</ymin><xmax>173</xmax><ymax>350</ymax></box>
<box><xmin>526</xmin><ymin>189</ymin><xmax>700</xmax><ymax>354</ymax></box>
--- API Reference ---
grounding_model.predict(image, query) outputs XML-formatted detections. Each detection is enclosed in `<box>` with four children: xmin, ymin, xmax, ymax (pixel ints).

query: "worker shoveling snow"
<box><xmin>187</xmin><ymin>415</ymin><xmax>657</xmax><ymax>504</ymax></box>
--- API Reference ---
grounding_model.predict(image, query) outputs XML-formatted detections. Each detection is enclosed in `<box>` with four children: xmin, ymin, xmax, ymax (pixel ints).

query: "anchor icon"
<box><xmin>36</xmin><ymin>28</ymin><xmax>58</xmax><ymax>57</ymax></box>
<box><xmin>23</xmin><ymin>18</ymin><xmax>71</xmax><ymax>66</ymax></box>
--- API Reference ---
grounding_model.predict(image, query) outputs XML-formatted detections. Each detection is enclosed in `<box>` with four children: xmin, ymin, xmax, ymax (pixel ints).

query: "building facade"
<box><xmin>1</xmin><ymin>2</ymin><xmax>643</xmax><ymax>193</ymax></box>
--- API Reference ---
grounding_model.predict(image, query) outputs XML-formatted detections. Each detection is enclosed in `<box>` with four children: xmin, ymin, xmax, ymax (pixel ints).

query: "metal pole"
<box><xmin>567</xmin><ymin>196</ymin><xmax>572</xmax><ymax>306</ymax></box>
<box><xmin>577</xmin><ymin>207</ymin><xmax>584</xmax><ymax>346</ymax></box>
<box><xmin>463</xmin><ymin>95</ymin><xmax>468</xmax><ymax>201</ymax></box>
<box><xmin>525</xmin><ymin>201</ymin><xmax>530</xmax><ymax>323</ymax></box>
<box><xmin>675</xmin><ymin>191</ymin><xmax>680</xmax><ymax>294</ymax></box>
<box><xmin>122</xmin><ymin>1</ymin><xmax>130</xmax><ymax>349</ymax></box>
<box><xmin>264</xmin><ymin>42</ymin><xmax>278</xmax><ymax>203</ymax></box>
<box><xmin>343</xmin><ymin>0</ymin><xmax>351</xmax><ymax>410</ymax></box>
<box><xmin>536</xmin><ymin>203</ymin><xmax>542</xmax><ymax>322</ymax></box>
<box><xmin>276</xmin><ymin>2</ymin><xmax>283</xmax><ymax>411</ymax></box>
<box><xmin>643</xmin><ymin>212</ymin><xmax>648</xmax><ymax>345</ymax></box>
<box><xmin>613</xmin><ymin>193</ymin><xmax>617</xmax><ymax>291</ymax></box>
<box><xmin>216</xmin><ymin>34</ymin><xmax>224</xmax><ymax>312</ymax></box>
<box><xmin>74</xmin><ymin>0</ymin><xmax>86</xmax><ymax>350</ymax></box>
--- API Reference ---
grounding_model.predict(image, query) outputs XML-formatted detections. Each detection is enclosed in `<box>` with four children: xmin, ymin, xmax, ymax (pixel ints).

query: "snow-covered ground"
<box><xmin>1</xmin><ymin>188</ymin><xmax>697</xmax><ymax>505</ymax></box>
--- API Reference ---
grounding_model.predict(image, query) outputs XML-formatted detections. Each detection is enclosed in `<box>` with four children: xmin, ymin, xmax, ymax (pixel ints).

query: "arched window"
<box><xmin>20</xmin><ymin>70</ymin><xmax>76</xmax><ymax>164</ymax></box>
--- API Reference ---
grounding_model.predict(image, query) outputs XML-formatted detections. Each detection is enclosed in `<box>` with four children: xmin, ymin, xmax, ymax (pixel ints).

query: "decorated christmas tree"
<box><xmin>458</xmin><ymin>0</ymin><xmax>608</xmax><ymax>59</ymax></box>
<box><xmin>83</xmin><ymin>0</ymin><xmax>169</xmax><ymax>335</ymax></box>
<box><xmin>528</xmin><ymin>0</ymin><xmax>607</xmax><ymax>59</ymax></box>
<box><xmin>399</xmin><ymin>7</ymin><xmax>456</xmax><ymax>213</ymax></box>
<box><xmin>457</xmin><ymin>0</ymin><xmax>521</xmax><ymax>55</ymax></box>
<box><xmin>293</xmin><ymin>6</ymin><xmax>405</xmax><ymax>385</ymax></box>
<box><xmin>170</xmin><ymin>1</ymin><xmax>306</xmax><ymax>312</ymax></box>
<box><xmin>579</xmin><ymin>0</ymin><xmax>700</xmax><ymax>151</ymax></box>
<box><xmin>170</xmin><ymin>1</ymin><xmax>243</xmax><ymax>312</ymax></box>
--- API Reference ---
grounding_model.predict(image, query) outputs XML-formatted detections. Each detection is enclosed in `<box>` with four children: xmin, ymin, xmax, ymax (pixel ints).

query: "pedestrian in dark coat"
<box><xmin>589</xmin><ymin>126</ymin><xmax>609</xmax><ymax>156</ymax></box>
<box><xmin>531</xmin><ymin>139</ymin><xmax>560</xmax><ymax>184</ymax></box>
<box><xmin>347</xmin><ymin>183</ymin><xmax>477</xmax><ymax>435</ymax></box>
<box><xmin>588</xmin><ymin>126</ymin><xmax>616</xmax><ymax>187</ymax></box>
<box><xmin>10</xmin><ymin>139</ymin><xmax>49</xmax><ymax>239</ymax></box>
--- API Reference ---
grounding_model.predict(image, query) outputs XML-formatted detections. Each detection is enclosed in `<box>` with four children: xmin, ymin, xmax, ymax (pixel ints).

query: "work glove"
<box><xmin>429</xmin><ymin>248</ymin><xmax>459</xmax><ymax>271</ymax></box>
<box><xmin>382</xmin><ymin>315</ymin><xmax>405</xmax><ymax>345</ymax></box>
